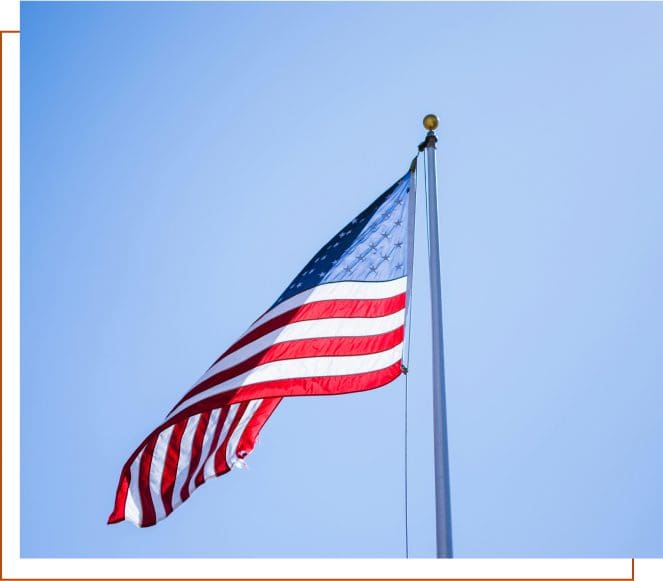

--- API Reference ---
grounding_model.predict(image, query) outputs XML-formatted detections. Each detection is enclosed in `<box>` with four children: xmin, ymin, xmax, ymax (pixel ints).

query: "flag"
<box><xmin>108</xmin><ymin>165</ymin><xmax>416</xmax><ymax>527</ymax></box>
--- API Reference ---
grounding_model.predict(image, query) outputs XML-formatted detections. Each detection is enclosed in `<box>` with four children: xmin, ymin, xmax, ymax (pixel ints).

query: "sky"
<box><xmin>20</xmin><ymin>1</ymin><xmax>663</xmax><ymax>558</ymax></box>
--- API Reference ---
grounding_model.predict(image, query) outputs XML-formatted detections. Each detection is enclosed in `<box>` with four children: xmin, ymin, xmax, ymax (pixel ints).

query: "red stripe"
<box><xmin>214</xmin><ymin>402</ymin><xmax>249</xmax><ymax>475</ymax></box>
<box><xmin>194</xmin><ymin>406</ymin><xmax>229</xmax><ymax>488</ymax></box>
<box><xmin>211</xmin><ymin>294</ymin><xmax>405</xmax><ymax>367</ymax></box>
<box><xmin>107</xmin><ymin>465</ymin><xmax>130</xmax><ymax>524</ymax></box>
<box><xmin>137</xmin><ymin>438</ymin><xmax>158</xmax><ymax>527</ymax></box>
<box><xmin>169</xmin><ymin>362</ymin><xmax>403</xmax><ymax>427</ymax></box>
<box><xmin>172</xmin><ymin>327</ymin><xmax>404</xmax><ymax>414</ymax></box>
<box><xmin>160</xmin><ymin>419</ymin><xmax>187</xmax><ymax>515</ymax></box>
<box><xmin>180</xmin><ymin>411</ymin><xmax>210</xmax><ymax>502</ymax></box>
<box><xmin>236</xmin><ymin>397</ymin><xmax>282</xmax><ymax>460</ymax></box>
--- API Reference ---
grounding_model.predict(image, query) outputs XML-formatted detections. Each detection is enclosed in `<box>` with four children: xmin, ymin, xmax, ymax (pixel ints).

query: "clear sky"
<box><xmin>20</xmin><ymin>1</ymin><xmax>663</xmax><ymax>558</ymax></box>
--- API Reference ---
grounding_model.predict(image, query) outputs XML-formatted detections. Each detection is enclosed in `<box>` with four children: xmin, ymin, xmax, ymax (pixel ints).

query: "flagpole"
<box><xmin>421</xmin><ymin>114</ymin><xmax>453</xmax><ymax>558</ymax></box>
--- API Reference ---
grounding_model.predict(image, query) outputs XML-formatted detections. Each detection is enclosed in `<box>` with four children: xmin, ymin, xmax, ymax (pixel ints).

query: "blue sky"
<box><xmin>20</xmin><ymin>1</ymin><xmax>663</xmax><ymax>557</ymax></box>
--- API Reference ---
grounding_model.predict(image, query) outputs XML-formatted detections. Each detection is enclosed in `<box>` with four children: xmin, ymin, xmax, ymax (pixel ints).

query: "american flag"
<box><xmin>108</xmin><ymin>167</ymin><xmax>415</xmax><ymax>527</ymax></box>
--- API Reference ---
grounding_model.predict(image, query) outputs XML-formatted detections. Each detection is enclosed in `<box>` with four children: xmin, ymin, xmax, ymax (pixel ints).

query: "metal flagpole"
<box><xmin>420</xmin><ymin>114</ymin><xmax>453</xmax><ymax>558</ymax></box>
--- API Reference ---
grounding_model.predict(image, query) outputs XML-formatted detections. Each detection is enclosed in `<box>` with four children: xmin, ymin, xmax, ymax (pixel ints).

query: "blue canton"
<box><xmin>274</xmin><ymin>171</ymin><xmax>412</xmax><ymax>307</ymax></box>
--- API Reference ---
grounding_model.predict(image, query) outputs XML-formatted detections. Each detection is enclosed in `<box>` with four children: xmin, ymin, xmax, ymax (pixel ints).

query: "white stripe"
<box><xmin>248</xmin><ymin>277</ymin><xmax>406</xmax><ymax>334</ymax></box>
<box><xmin>193</xmin><ymin>309</ymin><xmax>406</xmax><ymax>391</ymax></box>
<box><xmin>170</xmin><ymin>343</ymin><xmax>404</xmax><ymax>419</ymax></box>
<box><xmin>149</xmin><ymin>425</ymin><xmax>175</xmax><ymax>522</ymax></box>
<box><xmin>187</xmin><ymin>408</ymin><xmax>221</xmax><ymax>496</ymax></box>
<box><xmin>226</xmin><ymin>399</ymin><xmax>263</xmax><ymax>469</ymax></box>
<box><xmin>203</xmin><ymin>403</ymin><xmax>240</xmax><ymax>481</ymax></box>
<box><xmin>171</xmin><ymin>414</ymin><xmax>200</xmax><ymax>509</ymax></box>
<box><xmin>124</xmin><ymin>448</ymin><xmax>144</xmax><ymax>527</ymax></box>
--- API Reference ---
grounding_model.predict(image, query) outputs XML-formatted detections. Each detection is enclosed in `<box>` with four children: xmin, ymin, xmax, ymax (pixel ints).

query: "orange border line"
<box><xmin>0</xmin><ymin>28</ymin><xmax>637</xmax><ymax>581</ymax></box>
<box><xmin>0</xmin><ymin>572</ymin><xmax>639</xmax><ymax>581</ymax></box>
<box><xmin>1</xmin><ymin>28</ymin><xmax>4</xmax><ymax>581</ymax></box>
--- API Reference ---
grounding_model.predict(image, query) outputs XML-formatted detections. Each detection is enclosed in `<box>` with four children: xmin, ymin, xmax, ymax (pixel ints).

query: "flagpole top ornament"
<box><xmin>423</xmin><ymin>114</ymin><xmax>439</xmax><ymax>131</ymax></box>
<box><xmin>418</xmin><ymin>115</ymin><xmax>439</xmax><ymax>151</ymax></box>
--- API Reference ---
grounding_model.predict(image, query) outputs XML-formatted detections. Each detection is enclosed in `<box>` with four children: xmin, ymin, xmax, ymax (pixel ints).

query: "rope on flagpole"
<box><xmin>402</xmin><ymin>152</ymin><xmax>420</xmax><ymax>559</ymax></box>
<box><xmin>403</xmin><ymin>318</ymin><xmax>411</xmax><ymax>558</ymax></box>
<box><xmin>403</xmin><ymin>244</ymin><xmax>415</xmax><ymax>559</ymax></box>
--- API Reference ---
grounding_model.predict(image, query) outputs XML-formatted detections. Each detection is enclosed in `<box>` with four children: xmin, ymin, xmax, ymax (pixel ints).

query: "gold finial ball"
<box><xmin>423</xmin><ymin>114</ymin><xmax>439</xmax><ymax>131</ymax></box>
